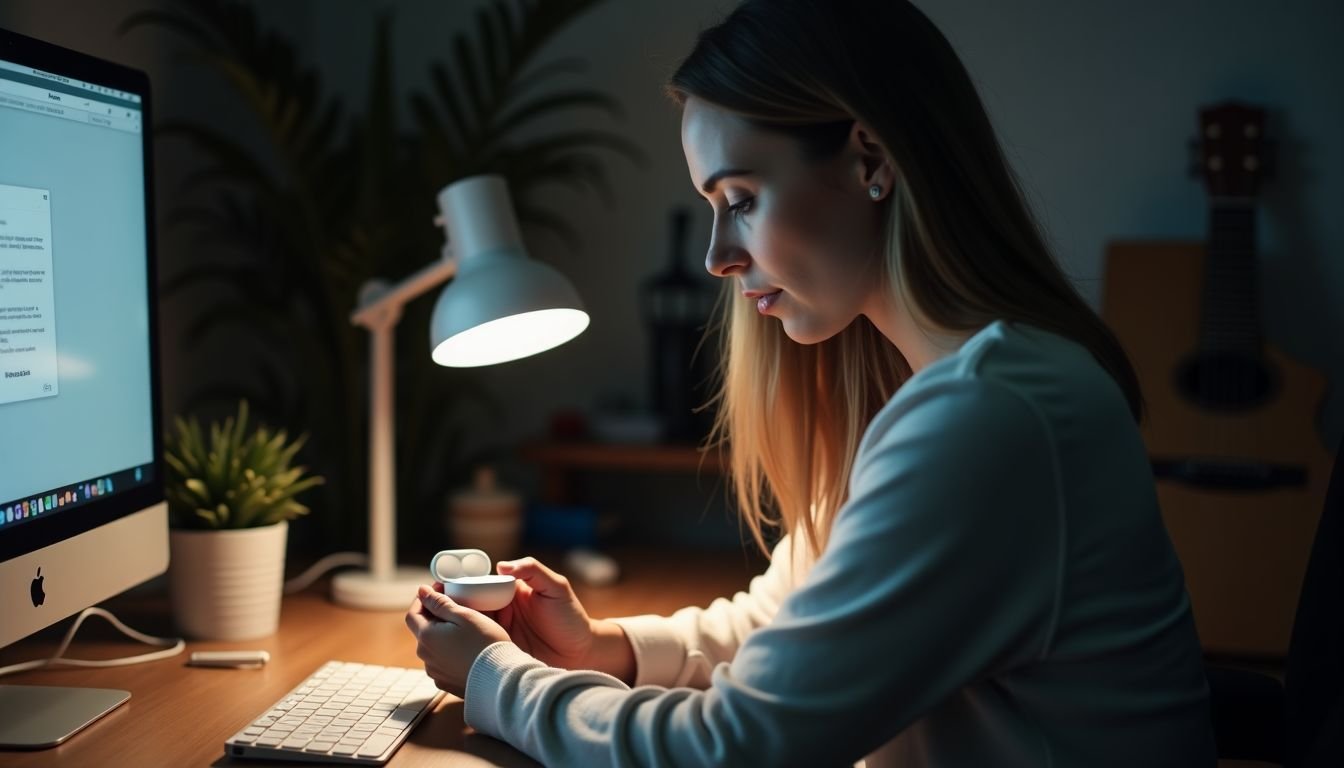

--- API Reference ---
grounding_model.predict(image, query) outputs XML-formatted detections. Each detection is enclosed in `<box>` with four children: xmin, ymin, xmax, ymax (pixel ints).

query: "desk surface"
<box><xmin>1</xmin><ymin>548</ymin><xmax>762</xmax><ymax>767</ymax></box>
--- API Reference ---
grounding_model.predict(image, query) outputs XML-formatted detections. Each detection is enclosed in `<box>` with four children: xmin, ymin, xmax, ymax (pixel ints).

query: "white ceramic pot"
<box><xmin>446</xmin><ymin>467</ymin><xmax>522</xmax><ymax>560</ymax></box>
<box><xmin>168</xmin><ymin>521</ymin><xmax>287</xmax><ymax>641</ymax></box>
<box><xmin>450</xmin><ymin>514</ymin><xmax>523</xmax><ymax>562</ymax></box>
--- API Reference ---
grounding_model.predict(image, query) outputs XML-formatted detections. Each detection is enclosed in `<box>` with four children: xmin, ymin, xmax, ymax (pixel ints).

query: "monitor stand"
<box><xmin>0</xmin><ymin>685</ymin><xmax>129</xmax><ymax>748</ymax></box>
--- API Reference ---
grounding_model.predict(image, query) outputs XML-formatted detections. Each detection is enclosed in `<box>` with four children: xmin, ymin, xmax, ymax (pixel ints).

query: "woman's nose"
<box><xmin>705</xmin><ymin>230</ymin><xmax>749</xmax><ymax>278</ymax></box>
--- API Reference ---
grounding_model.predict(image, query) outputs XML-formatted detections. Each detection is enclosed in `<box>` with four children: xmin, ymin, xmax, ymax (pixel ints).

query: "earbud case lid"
<box><xmin>430</xmin><ymin>548</ymin><xmax>492</xmax><ymax>581</ymax></box>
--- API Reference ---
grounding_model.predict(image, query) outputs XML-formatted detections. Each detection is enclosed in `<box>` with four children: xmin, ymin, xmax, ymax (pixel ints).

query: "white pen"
<box><xmin>188</xmin><ymin>650</ymin><xmax>271</xmax><ymax>669</ymax></box>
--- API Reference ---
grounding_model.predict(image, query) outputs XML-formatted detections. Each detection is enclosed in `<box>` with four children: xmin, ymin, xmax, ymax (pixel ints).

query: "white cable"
<box><xmin>0</xmin><ymin>553</ymin><xmax>371</xmax><ymax>680</ymax></box>
<box><xmin>0</xmin><ymin>606</ymin><xmax>185</xmax><ymax>679</ymax></box>
<box><xmin>282</xmin><ymin>551</ymin><xmax>368</xmax><ymax>594</ymax></box>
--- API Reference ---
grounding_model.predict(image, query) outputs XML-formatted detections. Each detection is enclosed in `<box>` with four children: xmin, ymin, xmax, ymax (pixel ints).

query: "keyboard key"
<box><xmin>357</xmin><ymin>733</ymin><xmax>397</xmax><ymax>758</ymax></box>
<box><xmin>306</xmin><ymin>740</ymin><xmax>337</xmax><ymax>753</ymax></box>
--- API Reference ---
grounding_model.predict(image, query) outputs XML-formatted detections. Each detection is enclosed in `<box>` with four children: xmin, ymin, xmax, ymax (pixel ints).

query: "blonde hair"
<box><xmin>675</xmin><ymin>0</ymin><xmax>1141</xmax><ymax>559</ymax></box>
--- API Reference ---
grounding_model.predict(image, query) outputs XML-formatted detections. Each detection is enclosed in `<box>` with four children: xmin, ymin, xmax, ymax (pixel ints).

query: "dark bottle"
<box><xmin>641</xmin><ymin>208</ymin><xmax>719</xmax><ymax>443</ymax></box>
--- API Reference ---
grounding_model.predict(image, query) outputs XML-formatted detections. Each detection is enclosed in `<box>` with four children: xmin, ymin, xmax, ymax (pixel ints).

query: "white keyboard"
<box><xmin>225</xmin><ymin>660</ymin><xmax>444</xmax><ymax>765</ymax></box>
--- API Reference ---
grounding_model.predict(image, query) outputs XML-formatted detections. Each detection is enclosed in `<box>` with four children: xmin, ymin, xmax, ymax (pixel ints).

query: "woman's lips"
<box><xmin>755</xmin><ymin>290</ymin><xmax>782</xmax><ymax>313</ymax></box>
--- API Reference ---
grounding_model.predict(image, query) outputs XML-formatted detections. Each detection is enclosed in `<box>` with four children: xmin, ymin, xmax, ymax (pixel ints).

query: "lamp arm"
<box><xmin>351</xmin><ymin>254</ymin><xmax>458</xmax><ymax>330</ymax></box>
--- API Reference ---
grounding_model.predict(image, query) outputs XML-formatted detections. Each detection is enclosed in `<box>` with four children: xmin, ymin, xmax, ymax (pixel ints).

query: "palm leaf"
<box><xmin>489</xmin><ymin>89</ymin><xmax>625</xmax><ymax>145</ymax></box>
<box><xmin>182</xmin><ymin>297</ymin><xmax>289</xmax><ymax>346</ymax></box>
<box><xmin>428</xmin><ymin>62</ymin><xmax>474</xmax><ymax>156</ymax></box>
<box><xmin>512</xmin><ymin>203</ymin><xmax>581</xmax><ymax>253</ymax></box>
<box><xmin>159</xmin><ymin>120</ymin><xmax>279</xmax><ymax>193</ymax></box>
<box><xmin>119</xmin><ymin>8</ymin><xmax>225</xmax><ymax>54</ymax></box>
<box><xmin>160</xmin><ymin>262</ymin><xmax>265</xmax><ymax>298</ymax></box>
<box><xmin>453</xmin><ymin>34</ymin><xmax>490</xmax><ymax>126</ymax></box>
<box><xmin>511</xmin><ymin>56</ymin><xmax>590</xmax><ymax>95</ymax></box>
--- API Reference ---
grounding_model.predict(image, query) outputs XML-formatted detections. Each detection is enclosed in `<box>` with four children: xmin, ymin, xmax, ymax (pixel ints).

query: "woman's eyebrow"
<box><xmin>700</xmin><ymin>168</ymin><xmax>755</xmax><ymax>193</ymax></box>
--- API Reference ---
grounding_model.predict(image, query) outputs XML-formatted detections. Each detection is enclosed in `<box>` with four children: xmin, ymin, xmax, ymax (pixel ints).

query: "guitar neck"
<box><xmin>1199</xmin><ymin>202</ymin><xmax>1261</xmax><ymax>358</ymax></box>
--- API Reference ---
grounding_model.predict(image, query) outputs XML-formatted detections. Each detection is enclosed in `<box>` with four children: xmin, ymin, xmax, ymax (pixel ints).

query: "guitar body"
<box><xmin>1104</xmin><ymin>240</ymin><xmax>1332</xmax><ymax>656</ymax></box>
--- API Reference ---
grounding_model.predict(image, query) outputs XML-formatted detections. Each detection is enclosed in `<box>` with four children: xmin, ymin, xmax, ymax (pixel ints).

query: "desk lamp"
<box><xmin>333</xmin><ymin>174</ymin><xmax>589</xmax><ymax>609</ymax></box>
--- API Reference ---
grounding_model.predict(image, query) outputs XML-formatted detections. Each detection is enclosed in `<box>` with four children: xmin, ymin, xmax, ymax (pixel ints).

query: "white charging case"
<box><xmin>429</xmin><ymin>548</ymin><xmax>516</xmax><ymax>612</ymax></box>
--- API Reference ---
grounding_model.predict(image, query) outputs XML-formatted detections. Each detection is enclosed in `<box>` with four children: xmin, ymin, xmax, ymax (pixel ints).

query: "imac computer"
<box><xmin>0</xmin><ymin>27</ymin><xmax>168</xmax><ymax>746</ymax></box>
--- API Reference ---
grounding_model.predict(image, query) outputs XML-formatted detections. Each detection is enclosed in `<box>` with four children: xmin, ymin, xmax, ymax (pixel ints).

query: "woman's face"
<box><xmin>681</xmin><ymin>96</ymin><xmax>890</xmax><ymax>344</ymax></box>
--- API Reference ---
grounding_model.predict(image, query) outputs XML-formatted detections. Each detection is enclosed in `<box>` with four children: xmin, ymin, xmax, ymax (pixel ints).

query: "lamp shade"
<box><xmin>429</xmin><ymin>175</ymin><xmax>589</xmax><ymax>367</ymax></box>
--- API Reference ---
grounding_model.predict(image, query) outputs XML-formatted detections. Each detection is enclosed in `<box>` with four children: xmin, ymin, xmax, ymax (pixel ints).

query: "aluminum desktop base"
<box><xmin>0</xmin><ymin>685</ymin><xmax>129</xmax><ymax>748</ymax></box>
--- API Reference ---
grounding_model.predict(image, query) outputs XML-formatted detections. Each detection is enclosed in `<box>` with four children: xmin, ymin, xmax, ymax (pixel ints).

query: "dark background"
<box><xmin>3</xmin><ymin>0</ymin><xmax>1340</xmax><ymax>556</ymax></box>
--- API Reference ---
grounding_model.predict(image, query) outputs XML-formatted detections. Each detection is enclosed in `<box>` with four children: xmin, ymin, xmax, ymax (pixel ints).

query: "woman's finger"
<box><xmin>496</xmin><ymin>557</ymin><xmax>572</xmax><ymax>597</ymax></box>
<box><xmin>418</xmin><ymin>585</ymin><xmax>464</xmax><ymax>622</ymax></box>
<box><xmin>406</xmin><ymin>597</ymin><xmax>432</xmax><ymax>634</ymax></box>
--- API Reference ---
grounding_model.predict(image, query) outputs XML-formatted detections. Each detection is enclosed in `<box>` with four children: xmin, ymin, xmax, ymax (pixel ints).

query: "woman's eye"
<box><xmin>727</xmin><ymin>197</ymin><xmax>755</xmax><ymax>219</ymax></box>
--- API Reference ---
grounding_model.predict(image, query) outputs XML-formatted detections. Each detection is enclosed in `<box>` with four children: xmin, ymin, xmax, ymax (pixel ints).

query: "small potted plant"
<box><xmin>164</xmin><ymin>401</ymin><xmax>323</xmax><ymax>640</ymax></box>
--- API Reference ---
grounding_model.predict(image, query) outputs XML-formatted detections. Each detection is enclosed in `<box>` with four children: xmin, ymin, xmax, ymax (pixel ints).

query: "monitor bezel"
<box><xmin>0</xmin><ymin>27</ymin><xmax>164</xmax><ymax>563</ymax></box>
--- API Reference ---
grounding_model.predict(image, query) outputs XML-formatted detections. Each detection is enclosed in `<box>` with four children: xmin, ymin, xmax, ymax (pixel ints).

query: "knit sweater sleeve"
<box><xmin>604</xmin><ymin>534</ymin><xmax>802</xmax><ymax>688</ymax></box>
<box><xmin>463</xmin><ymin>380</ymin><xmax>1062</xmax><ymax>767</ymax></box>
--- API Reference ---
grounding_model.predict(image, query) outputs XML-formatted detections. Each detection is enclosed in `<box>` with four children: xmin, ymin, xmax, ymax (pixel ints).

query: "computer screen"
<box><xmin>0</xmin><ymin>27</ymin><xmax>167</xmax><ymax>649</ymax></box>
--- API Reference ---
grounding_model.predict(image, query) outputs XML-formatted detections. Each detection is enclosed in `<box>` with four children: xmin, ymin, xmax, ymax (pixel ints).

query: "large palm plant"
<box><xmin>122</xmin><ymin>0</ymin><xmax>638</xmax><ymax>551</ymax></box>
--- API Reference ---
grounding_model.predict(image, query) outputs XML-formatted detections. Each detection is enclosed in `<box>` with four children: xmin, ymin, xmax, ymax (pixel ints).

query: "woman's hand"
<box><xmin>405</xmin><ymin>585</ymin><xmax>508</xmax><ymax>698</ymax></box>
<box><xmin>486</xmin><ymin>557</ymin><xmax>597</xmax><ymax>670</ymax></box>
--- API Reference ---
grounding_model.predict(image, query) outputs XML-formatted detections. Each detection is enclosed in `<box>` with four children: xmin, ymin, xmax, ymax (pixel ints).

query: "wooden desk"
<box><xmin>1</xmin><ymin>548</ymin><xmax>762</xmax><ymax>767</ymax></box>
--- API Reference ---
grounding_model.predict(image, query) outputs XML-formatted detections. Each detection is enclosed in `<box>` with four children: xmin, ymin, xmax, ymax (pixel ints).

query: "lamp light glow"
<box><xmin>433</xmin><ymin>308</ymin><xmax>589</xmax><ymax>367</ymax></box>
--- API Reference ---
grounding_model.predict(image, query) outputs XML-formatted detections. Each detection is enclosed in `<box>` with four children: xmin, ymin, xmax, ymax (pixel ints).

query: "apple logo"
<box><xmin>31</xmin><ymin>567</ymin><xmax>45</xmax><ymax>607</ymax></box>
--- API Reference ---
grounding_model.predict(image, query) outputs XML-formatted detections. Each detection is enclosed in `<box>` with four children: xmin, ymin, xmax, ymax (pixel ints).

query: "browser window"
<box><xmin>0</xmin><ymin>56</ymin><xmax>154</xmax><ymax>523</ymax></box>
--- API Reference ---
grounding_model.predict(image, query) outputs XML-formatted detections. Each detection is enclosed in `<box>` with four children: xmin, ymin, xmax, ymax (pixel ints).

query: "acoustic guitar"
<box><xmin>1102</xmin><ymin>102</ymin><xmax>1333</xmax><ymax>657</ymax></box>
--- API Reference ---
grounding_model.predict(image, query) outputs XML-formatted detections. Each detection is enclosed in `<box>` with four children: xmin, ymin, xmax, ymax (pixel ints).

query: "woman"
<box><xmin>405</xmin><ymin>1</ymin><xmax>1215</xmax><ymax>765</ymax></box>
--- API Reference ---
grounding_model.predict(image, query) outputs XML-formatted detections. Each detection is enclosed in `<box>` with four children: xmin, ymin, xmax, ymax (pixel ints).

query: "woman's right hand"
<box><xmin>486</xmin><ymin>557</ymin><xmax>598</xmax><ymax>670</ymax></box>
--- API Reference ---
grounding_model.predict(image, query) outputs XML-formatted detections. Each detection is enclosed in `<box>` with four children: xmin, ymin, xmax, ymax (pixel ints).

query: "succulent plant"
<box><xmin>165</xmin><ymin>401</ymin><xmax>324</xmax><ymax>530</ymax></box>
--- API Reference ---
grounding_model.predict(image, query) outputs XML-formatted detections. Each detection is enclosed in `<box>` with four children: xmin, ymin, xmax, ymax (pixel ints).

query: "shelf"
<box><xmin>521</xmin><ymin>441</ymin><xmax>724</xmax><ymax>504</ymax></box>
<box><xmin>522</xmin><ymin>441</ymin><xmax>724</xmax><ymax>473</ymax></box>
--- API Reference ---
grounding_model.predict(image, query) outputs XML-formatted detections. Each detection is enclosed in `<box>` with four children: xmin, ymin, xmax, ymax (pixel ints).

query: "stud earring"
<box><xmin>868</xmin><ymin>184</ymin><xmax>882</xmax><ymax>200</ymax></box>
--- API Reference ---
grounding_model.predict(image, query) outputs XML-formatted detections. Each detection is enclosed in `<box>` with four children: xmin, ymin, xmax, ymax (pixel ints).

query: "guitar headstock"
<box><xmin>1191</xmin><ymin>102</ymin><xmax>1273</xmax><ymax>199</ymax></box>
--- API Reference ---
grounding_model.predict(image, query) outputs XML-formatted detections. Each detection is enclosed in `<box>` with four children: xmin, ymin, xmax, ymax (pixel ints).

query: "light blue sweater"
<box><xmin>465</xmin><ymin>320</ymin><xmax>1216</xmax><ymax>767</ymax></box>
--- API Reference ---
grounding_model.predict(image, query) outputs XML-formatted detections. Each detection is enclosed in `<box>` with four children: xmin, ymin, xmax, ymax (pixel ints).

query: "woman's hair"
<box><xmin>671</xmin><ymin>0</ymin><xmax>1142</xmax><ymax>559</ymax></box>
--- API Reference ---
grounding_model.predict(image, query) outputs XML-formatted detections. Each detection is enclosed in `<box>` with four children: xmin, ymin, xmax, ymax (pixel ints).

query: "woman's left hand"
<box><xmin>405</xmin><ymin>584</ymin><xmax>510</xmax><ymax>698</ymax></box>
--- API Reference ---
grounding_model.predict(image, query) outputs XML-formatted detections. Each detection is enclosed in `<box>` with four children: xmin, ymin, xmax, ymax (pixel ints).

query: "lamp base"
<box><xmin>331</xmin><ymin>567</ymin><xmax>428</xmax><ymax>610</ymax></box>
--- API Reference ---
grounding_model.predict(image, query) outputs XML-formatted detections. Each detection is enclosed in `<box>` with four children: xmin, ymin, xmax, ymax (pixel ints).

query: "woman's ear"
<box><xmin>849</xmin><ymin>121</ymin><xmax>895</xmax><ymax>202</ymax></box>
